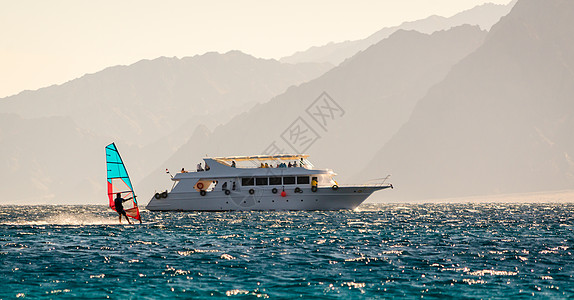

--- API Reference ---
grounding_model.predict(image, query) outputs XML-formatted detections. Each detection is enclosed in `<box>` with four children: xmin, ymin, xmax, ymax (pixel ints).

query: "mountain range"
<box><xmin>3</xmin><ymin>0</ymin><xmax>569</xmax><ymax>205</ymax></box>
<box><xmin>280</xmin><ymin>1</ymin><xmax>515</xmax><ymax>65</ymax></box>
<box><xmin>364</xmin><ymin>0</ymin><xmax>574</xmax><ymax>201</ymax></box>
<box><xmin>0</xmin><ymin>53</ymin><xmax>331</xmax><ymax>203</ymax></box>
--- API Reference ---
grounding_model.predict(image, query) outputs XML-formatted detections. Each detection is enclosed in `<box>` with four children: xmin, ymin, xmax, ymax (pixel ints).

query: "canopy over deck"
<box><xmin>211</xmin><ymin>154</ymin><xmax>309</xmax><ymax>162</ymax></box>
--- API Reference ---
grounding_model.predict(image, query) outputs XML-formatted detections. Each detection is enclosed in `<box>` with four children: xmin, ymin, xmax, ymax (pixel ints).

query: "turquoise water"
<box><xmin>1</xmin><ymin>204</ymin><xmax>573</xmax><ymax>299</ymax></box>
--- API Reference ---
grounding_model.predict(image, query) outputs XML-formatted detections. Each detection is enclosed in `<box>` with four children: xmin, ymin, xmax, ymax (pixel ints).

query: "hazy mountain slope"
<box><xmin>363</xmin><ymin>0</ymin><xmax>574</xmax><ymax>201</ymax></box>
<box><xmin>140</xmin><ymin>25</ymin><xmax>487</xmax><ymax>199</ymax></box>
<box><xmin>0</xmin><ymin>52</ymin><xmax>332</xmax><ymax>204</ymax></box>
<box><xmin>0</xmin><ymin>51</ymin><xmax>332</xmax><ymax>147</ymax></box>
<box><xmin>280</xmin><ymin>2</ymin><xmax>514</xmax><ymax>65</ymax></box>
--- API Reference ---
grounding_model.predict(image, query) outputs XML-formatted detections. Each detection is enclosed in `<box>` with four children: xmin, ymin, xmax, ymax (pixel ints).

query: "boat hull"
<box><xmin>146</xmin><ymin>186</ymin><xmax>387</xmax><ymax>211</ymax></box>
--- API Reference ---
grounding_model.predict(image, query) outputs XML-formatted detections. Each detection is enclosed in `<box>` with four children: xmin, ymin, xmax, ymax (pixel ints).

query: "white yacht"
<box><xmin>146</xmin><ymin>154</ymin><xmax>392</xmax><ymax>211</ymax></box>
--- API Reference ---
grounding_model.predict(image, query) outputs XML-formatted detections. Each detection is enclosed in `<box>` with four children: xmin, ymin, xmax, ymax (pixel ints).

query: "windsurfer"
<box><xmin>114</xmin><ymin>193</ymin><xmax>132</xmax><ymax>224</ymax></box>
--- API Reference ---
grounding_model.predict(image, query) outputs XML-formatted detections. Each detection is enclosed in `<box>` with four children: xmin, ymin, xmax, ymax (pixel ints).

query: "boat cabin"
<box><xmin>170</xmin><ymin>154</ymin><xmax>338</xmax><ymax>194</ymax></box>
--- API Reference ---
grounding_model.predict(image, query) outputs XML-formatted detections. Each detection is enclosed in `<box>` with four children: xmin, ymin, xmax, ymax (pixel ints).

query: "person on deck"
<box><xmin>231</xmin><ymin>161</ymin><xmax>236</xmax><ymax>168</ymax></box>
<box><xmin>197</xmin><ymin>163</ymin><xmax>204</xmax><ymax>172</ymax></box>
<box><xmin>114</xmin><ymin>193</ymin><xmax>132</xmax><ymax>224</ymax></box>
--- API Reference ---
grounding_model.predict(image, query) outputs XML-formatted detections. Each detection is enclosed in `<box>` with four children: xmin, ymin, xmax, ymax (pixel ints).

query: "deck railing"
<box><xmin>339</xmin><ymin>175</ymin><xmax>392</xmax><ymax>188</ymax></box>
<box><xmin>216</xmin><ymin>159</ymin><xmax>315</xmax><ymax>170</ymax></box>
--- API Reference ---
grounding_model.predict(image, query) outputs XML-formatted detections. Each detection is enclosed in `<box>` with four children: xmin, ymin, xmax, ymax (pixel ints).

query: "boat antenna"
<box><xmin>165</xmin><ymin>168</ymin><xmax>177</xmax><ymax>191</ymax></box>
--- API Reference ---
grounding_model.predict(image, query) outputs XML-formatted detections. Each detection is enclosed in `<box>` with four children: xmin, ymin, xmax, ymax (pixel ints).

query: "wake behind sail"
<box><xmin>105</xmin><ymin>142</ymin><xmax>141</xmax><ymax>223</ymax></box>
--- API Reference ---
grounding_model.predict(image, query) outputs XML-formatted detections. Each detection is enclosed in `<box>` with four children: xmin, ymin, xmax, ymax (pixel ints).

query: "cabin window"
<box><xmin>242</xmin><ymin>177</ymin><xmax>254</xmax><ymax>186</ymax></box>
<box><xmin>269</xmin><ymin>177</ymin><xmax>282</xmax><ymax>185</ymax></box>
<box><xmin>256</xmin><ymin>177</ymin><xmax>268</xmax><ymax>186</ymax></box>
<box><xmin>297</xmin><ymin>176</ymin><xmax>310</xmax><ymax>185</ymax></box>
<box><xmin>283</xmin><ymin>176</ymin><xmax>296</xmax><ymax>185</ymax></box>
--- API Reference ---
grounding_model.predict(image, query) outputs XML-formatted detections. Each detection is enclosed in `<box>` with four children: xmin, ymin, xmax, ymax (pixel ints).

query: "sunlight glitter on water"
<box><xmin>0</xmin><ymin>203</ymin><xmax>573</xmax><ymax>298</ymax></box>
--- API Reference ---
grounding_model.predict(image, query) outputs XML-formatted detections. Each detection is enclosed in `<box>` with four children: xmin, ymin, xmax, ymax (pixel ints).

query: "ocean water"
<box><xmin>1</xmin><ymin>204</ymin><xmax>573</xmax><ymax>299</ymax></box>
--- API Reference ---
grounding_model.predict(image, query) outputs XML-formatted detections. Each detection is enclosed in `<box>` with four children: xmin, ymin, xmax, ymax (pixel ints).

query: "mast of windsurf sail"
<box><xmin>105</xmin><ymin>142</ymin><xmax>142</xmax><ymax>223</ymax></box>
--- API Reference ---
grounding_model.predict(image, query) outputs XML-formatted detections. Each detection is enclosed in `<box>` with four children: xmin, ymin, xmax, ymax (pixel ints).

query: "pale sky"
<box><xmin>0</xmin><ymin>0</ymin><xmax>511</xmax><ymax>98</ymax></box>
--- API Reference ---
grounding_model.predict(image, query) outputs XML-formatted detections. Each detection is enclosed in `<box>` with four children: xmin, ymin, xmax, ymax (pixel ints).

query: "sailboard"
<box><xmin>105</xmin><ymin>142</ymin><xmax>141</xmax><ymax>223</ymax></box>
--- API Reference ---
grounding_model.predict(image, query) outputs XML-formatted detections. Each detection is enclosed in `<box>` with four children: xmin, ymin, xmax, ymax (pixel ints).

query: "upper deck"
<box><xmin>173</xmin><ymin>154</ymin><xmax>331</xmax><ymax>180</ymax></box>
<box><xmin>212</xmin><ymin>154</ymin><xmax>313</xmax><ymax>168</ymax></box>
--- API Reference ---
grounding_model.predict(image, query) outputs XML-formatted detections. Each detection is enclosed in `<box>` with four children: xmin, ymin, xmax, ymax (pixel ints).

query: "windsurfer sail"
<box><xmin>105</xmin><ymin>142</ymin><xmax>142</xmax><ymax>223</ymax></box>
